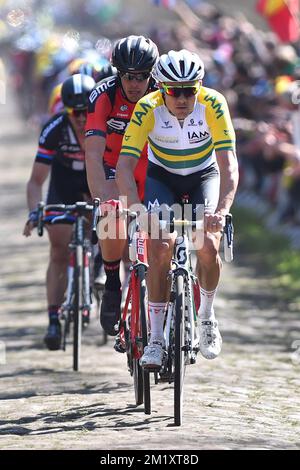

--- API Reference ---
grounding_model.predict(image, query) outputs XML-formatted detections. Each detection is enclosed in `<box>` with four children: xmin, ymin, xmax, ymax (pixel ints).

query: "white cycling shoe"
<box><xmin>199</xmin><ymin>320</ymin><xmax>222</xmax><ymax>360</ymax></box>
<box><xmin>140</xmin><ymin>341</ymin><xmax>164</xmax><ymax>369</ymax></box>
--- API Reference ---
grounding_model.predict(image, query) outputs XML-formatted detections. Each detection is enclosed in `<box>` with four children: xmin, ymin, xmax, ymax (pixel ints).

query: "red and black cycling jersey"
<box><xmin>36</xmin><ymin>112</ymin><xmax>85</xmax><ymax>171</ymax></box>
<box><xmin>85</xmin><ymin>76</ymin><xmax>157</xmax><ymax>200</ymax></box>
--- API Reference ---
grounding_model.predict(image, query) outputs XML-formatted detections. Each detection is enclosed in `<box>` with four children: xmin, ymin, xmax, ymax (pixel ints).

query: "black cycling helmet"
<box><xmin>61</xmin><ymin>73</ymin><xmax>96</xmax><ymax>109</ymax></box>
<box><xmin>111</xmin><ymin>35</ymin><xmax>158</xmax><ymax>72</ymax></box>
<box><xmin>94</xmin><ymin>63</ymin><xmax>117</xmax><ymax>82</ymax></box>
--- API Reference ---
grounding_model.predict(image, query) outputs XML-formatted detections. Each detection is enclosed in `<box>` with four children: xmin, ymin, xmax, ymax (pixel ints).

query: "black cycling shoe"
<box><xmin>44</xmin><ymin>322</ymin><xmax>61</xmax><ymax>351</ymax></box>
<box><xmin>100</xmin><ymin>289</ymin><xmax>121</xmax><ymax>336</ymax></box>
<box><xmin>114</xmin><ymin>334</ymin><xmax>126</xmax><ymax>353</ymax></box>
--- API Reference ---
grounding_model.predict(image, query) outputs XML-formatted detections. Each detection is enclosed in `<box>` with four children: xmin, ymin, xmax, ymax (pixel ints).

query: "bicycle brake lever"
<box><xmin>91</xmin><ymin>199</ymin><xmax>100</xmax><ymax>245</ymax></box>
<box><xmin>37</xmin><ymin>201</ymin><xmax>45</xmax><ymax>237</ymax></box>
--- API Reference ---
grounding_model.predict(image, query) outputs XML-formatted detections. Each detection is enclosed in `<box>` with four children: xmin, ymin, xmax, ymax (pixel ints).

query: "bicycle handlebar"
<box><xmin>91</xmin><ymin>198</ymin><xmax>139</xmax><ymax>245</ymax></box>
<box><xmin>37</xmin><ymin>201</ymin><xmax>94</xmax><ymax>237</ymax></box>
<box><xmin>90</xmin><ymin>197</ymin><xmax>234</xmax><ymax>261</ymax></box>
<box><xmin>91</xmin><ymin>198</ymin><xmax>100</xmax><ymax>245</ymax></box>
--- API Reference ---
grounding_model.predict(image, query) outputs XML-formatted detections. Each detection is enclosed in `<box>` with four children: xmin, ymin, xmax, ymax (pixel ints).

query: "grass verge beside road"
<box><xmin>232</xmin><ymin>206</ymin><xmax>300</xmax><ymax>307</ymax></box>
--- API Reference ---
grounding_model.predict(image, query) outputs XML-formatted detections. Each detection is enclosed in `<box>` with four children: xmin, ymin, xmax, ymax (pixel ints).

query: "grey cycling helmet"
<box><xmin>153</xmin><ymin>49</ymin><xmax>205</xmax><ymax>82</ymax></box>
<box><xmin>61</xmin><ymin>73</ymin><xmax>95</xmax><ymax>109</ymax></box>
<box><xmin>112</xmin><ymin>35</ymin><xmax>158</xmax><ymax>72</ymax></box>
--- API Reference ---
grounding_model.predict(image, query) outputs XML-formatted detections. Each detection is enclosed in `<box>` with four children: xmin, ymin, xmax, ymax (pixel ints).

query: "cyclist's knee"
<box><xmin>49</xmin><ymin>239</ymin><xmax>69</xmax><ymax>264</ymax></box>
<box><xmin>148</xmin><ymin>238</ymin><xmax>173</xmax><ymax>266</ymax></box>
<box><xmin>50</xmin><ymin>248</ymin><xmax>69</xmax><ymax>266</ymax></box>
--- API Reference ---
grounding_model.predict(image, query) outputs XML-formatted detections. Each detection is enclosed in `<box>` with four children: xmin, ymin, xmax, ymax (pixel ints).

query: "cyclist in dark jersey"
<box><xmin>23</xmin><ymin>73</ymin><xmax>95</xmax><ymax>350</ymax></box>
<box><xmin>85</xmin><ymin>35</ymin><xmax>159</xmax><ymax>336</ymax></box>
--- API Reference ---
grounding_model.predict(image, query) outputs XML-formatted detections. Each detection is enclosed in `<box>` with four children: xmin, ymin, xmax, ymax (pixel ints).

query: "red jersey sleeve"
<box><xmin>85</xmin><ymin>92</ymin><xmax>112</xmax><ymax>138</ymax></box>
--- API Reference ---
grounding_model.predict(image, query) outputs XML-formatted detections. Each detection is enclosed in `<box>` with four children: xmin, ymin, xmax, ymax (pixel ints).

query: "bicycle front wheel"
<box><xmin>73</xmin><ymin>244</ymin><xmax>83</xmax><ymax>371</ymax></box>
<box><xmin>174</xmin><ymin>273</ymin><xmax>186</xmax><ymax>426</ymax></box>
<box><xmin>133</xmin><ymin>357</ymin><xmax>143</xmax><ymax>406</ymax></box>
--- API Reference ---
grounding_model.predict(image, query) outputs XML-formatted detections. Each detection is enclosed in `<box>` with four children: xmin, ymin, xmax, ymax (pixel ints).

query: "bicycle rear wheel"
<box><xmin>174</xmin><ymin>273</ymin><xmax>186</xmax><ymax>426</ymax></box>
<box><xmin>73</xmin><ymin>245</ymin><xmax>83</xmax><ymax>371</ymax></box>
<box><xmin>138</xmin><ymin>265</ymin><xmax>151</xmax><ymax>415</ymax></box>
<box><xmin>133</xmin><ymin>356</ymin><xmax>143</xmax><ymax>406</ymax></box>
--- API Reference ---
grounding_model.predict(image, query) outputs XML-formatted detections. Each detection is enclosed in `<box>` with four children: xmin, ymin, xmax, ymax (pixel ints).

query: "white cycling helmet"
<box><xmin>152</xmin><ymin>49</ymin><xmax>205</xmax><ymax>83</ymax></box>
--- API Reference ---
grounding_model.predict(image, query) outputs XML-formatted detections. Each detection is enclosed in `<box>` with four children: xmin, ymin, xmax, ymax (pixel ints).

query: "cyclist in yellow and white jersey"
<box><xmin>116</xmin><ymin>50</ymin><xmax>239</xmax><ymax>368</ymax></box>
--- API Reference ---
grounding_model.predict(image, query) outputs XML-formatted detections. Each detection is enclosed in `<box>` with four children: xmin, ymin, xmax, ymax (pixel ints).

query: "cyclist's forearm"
<box><xmin>216</xmin><ymin>151</ymin><xmax>239</xmax><ymax>214</ymax></box>
<box><xmin>85</xmin><ymin>135</ymin><xmax>108</xmax><ymax>200</ymax></box>
<box><xmin>26</xmin><ymin>162</ymin><xmax>50</xmax><ymax>211</ymax></box>
<box><xmin>116</xmin><ymin>157</ymin><xmax>140</xmax><ymax>207</ymax></box>
<box><xmin>85</xmin><ymin>151</ymin><xmax>107</xmax><ymax>199</ymax></box>
<box><xmin>26</xmin><ymin>180</ymin><xmax>43</xmax><ymax>211</ymax></box>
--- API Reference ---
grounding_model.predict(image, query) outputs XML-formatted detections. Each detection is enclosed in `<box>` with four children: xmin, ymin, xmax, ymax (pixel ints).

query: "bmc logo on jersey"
<box><xmin>89</xmin><ymin>78</ymin><xmax>115</xmax><ymax>103</ymax></box>
<box><xmin>188</xmin><ymin>130</ymin><xmax>209</xmax><ymax>144</ymax></box>
<box><xmin>107</xmin><ymin>118</ymin><xmax>129</xmax><ymax>134</ymax></box>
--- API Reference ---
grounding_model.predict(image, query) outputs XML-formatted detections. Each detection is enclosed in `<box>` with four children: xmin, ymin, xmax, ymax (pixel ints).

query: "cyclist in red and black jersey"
<box><xmin>23</xmin><ymin>73</ymin><xmax>95</xmax><ymax>350</ymax></box>
<box><xmin>85</xmin><ymin>35</ymin><xmax>159</xmax><ymax>336</ymax></box>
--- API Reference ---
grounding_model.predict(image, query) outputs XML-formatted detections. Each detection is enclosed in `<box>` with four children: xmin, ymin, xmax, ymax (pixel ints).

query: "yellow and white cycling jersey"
<box><xmin>120</xmin><ymin>86</ymin><xmax>236</xmax><ymax>176</ymax></box>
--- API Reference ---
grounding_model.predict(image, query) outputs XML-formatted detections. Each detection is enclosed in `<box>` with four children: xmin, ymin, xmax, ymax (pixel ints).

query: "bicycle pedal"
<box><xmin>114</xmin><ymin>338</ymin><xmax>126</xmax><ymax>353</ymax></box>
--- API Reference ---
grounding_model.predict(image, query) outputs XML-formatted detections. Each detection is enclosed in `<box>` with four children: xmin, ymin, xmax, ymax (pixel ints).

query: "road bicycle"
<box><xmin>115</xmin><ymin>210</ymin><xmax>151</xmax><ymax>413</ymax></box>
<box><xmin>92</xmin><ymin>199</ymin><xmax>233</xmax><ymax>423</ymax></box>
<box><xmin>92</xmin><ymin>199</ymin><xmax>151</xmax><ymax>413</ymax></box>
<box><xmin>142</xmin><ymin>201</ymin><xmax>234</xmax><ymax>425</ymax></box>
<box><xmin>37</xmin><ymin>201</ymin><xmax>97</xmax><ymax>371</ymax></box>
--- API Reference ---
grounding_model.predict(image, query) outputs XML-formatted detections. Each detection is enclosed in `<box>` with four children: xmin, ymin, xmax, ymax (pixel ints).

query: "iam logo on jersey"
<box><xmin>188</xmin><ymin>130</ymin><xmax>209</xmax><ymax>144</ymax></box>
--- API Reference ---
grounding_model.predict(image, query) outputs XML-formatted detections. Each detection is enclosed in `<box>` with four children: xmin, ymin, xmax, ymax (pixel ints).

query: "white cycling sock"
<box><xmin>149</xmin><ymin>302</ymin><xmax>166</xmax><ymax>344</ymax></box>
<box><xmin>199</xmin><ymin>287</ymin><xmax>217</xmax><ymax>321</ymax></box>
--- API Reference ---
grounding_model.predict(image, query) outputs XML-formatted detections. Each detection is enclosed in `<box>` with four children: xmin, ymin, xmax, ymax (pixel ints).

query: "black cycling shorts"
<box><xmin>46</xmin><ymin>159</ymin><xmax>90</xmax><ymax>204</ymax></box>
<box><xmin>144</xmin><ymin>162</ymin><xmax>220</xmax><ymax>217</ymax></box>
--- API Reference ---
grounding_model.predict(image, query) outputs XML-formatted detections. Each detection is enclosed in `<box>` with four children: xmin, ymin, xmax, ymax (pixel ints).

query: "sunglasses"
<box><xmin>161</xmin><ymin>83</ymin><xmax>200</xmax><ymax>98</ymax></box>
<box><xmin>71</xmin><ymin>108</ymin><xmax>87</xmax><ymax>117</ymax></box>
<box><xmin>120</xmin><ymin>71</ymin><xmax>150</xmax><ymax>82</ymax></box>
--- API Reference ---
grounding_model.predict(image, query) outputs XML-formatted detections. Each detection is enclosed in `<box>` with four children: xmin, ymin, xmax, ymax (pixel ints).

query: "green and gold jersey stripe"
<box><xmin>151</xmin><ymin>146</ymin><xmax>214</xmax><ymax>169</ymax></box>
<box><xmin>120</xmin><ymin>145</ymin><xmax>141</xmax><ymax>159</ymax></box>
<box><xmin>148</xmin><ymin>137</ymin><xmax>214</xmax><ymax>163</ymax></box>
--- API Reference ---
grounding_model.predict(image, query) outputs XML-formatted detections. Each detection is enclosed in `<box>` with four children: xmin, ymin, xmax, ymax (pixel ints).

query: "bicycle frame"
<box><xmin>37</xmin><ymin>201</ymin><xmax>94</xmax><ymax>371</ymax></box>
<box><xmin>62</xmin><ymin>214</ymin><xmax>91</xmax><ymax>320</ymax></box>
<box><xmin>112</xmin><ymin>210</ymin><xmax>150</xmax><ymax>411</ymax></box>
<box><xmin>60</xmin><ymin>214</ymin><xmax>92</xmax><ymax>356</ymax></box>
<box><xmin>117</xmin><ymin>213</ymin><xmax>148</xmax><ymax>356</ymax></box>
<box><xmin>164</xmin><ymin>232</ymin><xmax>200</xmax><ymax>369</ymax></box>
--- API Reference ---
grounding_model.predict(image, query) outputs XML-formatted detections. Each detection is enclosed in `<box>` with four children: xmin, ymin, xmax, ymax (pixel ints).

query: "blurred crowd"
<box><xmin>150</xmin><ymin>1</ymin><xmax>300</xmax><ymax>227</ymax></box>
<box><xmin>2</xmin><ymin>0</ymin><xmax>300</xmax><ymax>226</ymax></box>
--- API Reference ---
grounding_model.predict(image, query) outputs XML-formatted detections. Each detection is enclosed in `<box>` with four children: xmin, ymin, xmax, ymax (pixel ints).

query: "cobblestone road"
<box><xmin>1</xmin><ymin>87</ymin><xmax>300</xmax><ymax>450</ymax></box>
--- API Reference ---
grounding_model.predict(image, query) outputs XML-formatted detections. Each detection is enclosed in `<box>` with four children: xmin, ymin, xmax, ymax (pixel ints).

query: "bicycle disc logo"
<box><xmin>177</xmin><ymin>247</ymin><xmax>187</xmax><ymax>265</ymax></box>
